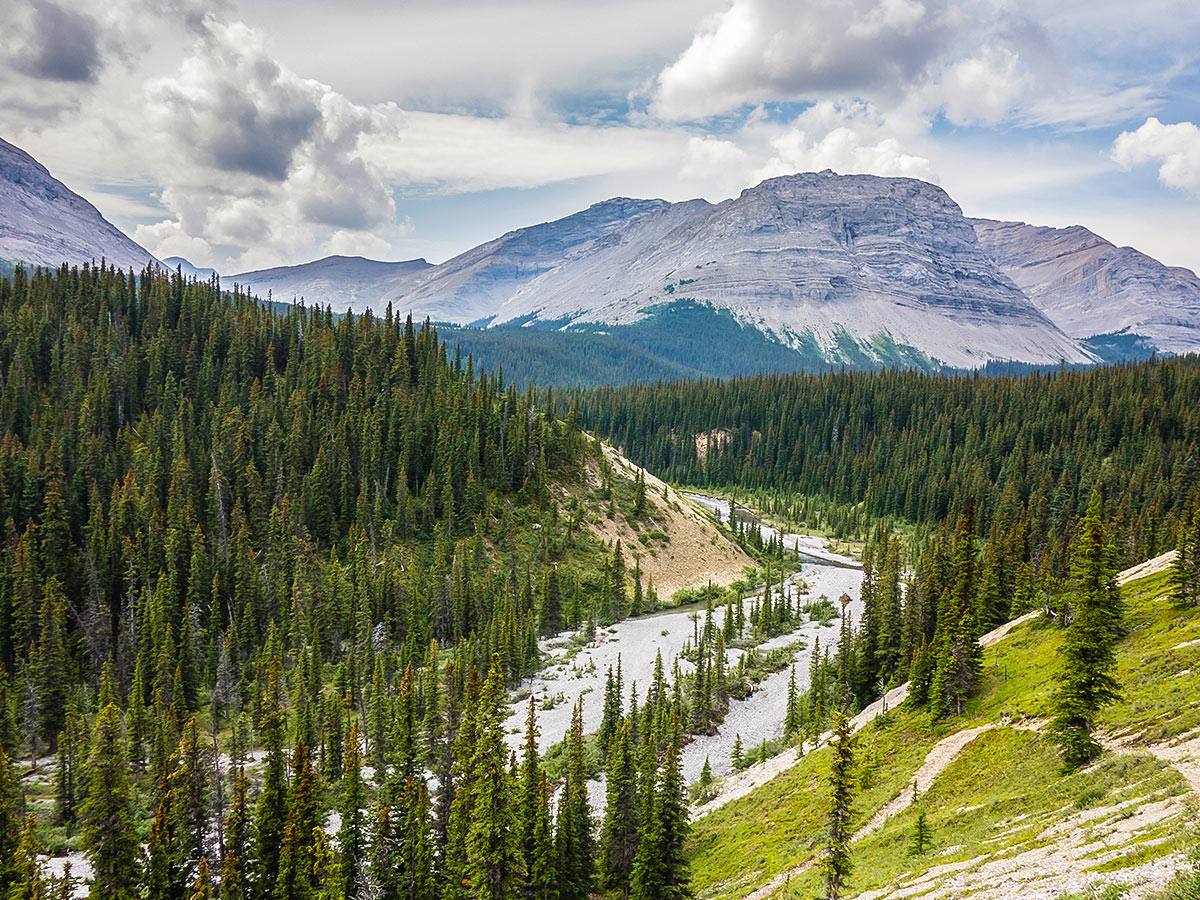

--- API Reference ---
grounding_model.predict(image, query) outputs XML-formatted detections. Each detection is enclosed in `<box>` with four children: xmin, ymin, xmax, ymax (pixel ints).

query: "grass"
<box><xmin>689</xmin><ymin>709</ymin><xmax>941</xmax><ymax>898</ymax></box>
<box><xmin>687</xmin><ymin>565</ymin><xmax>1200</xmax><ymax>900</ymax></box>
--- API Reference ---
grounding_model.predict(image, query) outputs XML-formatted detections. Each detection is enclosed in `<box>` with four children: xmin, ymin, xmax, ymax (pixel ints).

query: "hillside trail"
<box><xmin>726</xmin><ymin>552</ymin><xmax>1196</xmax><ymax>900</ymax></box>
<box><xmin>694</xmin><ymin>610</ymin><xmax>1041</xmax><ymax>820</ymax></box>
<box><xmin>695</xmin><ymin>551</ymin><xmax>1179</xmax><ymax>822</ymax></box>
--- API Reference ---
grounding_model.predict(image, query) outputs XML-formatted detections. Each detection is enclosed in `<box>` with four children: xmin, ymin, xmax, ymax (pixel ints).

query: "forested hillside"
<box><xmin>0</xmin><ymin>263</ymin><xmax>714</xmax><ymax>900</ymax></box>
<box><xmin>578</xmin><ymin>362</ymin><xmax>1200</xmax><ymax>573</ymax></box>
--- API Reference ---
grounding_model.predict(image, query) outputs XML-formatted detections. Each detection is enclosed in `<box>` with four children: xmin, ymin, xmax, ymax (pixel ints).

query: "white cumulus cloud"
<box><xmin>1112</xmin><ymin>117</ymin><xmax>1200</xmax><ymax>196</ymax></box>
<box><xmin>758</xmin><ymin>100</ymin><xmax>935</xmax><ymax>181</ymax></box>
<box><xmin>652</xmin><ymin>0</ymin><xmax>958</xmax><ymax>120</ymax></box>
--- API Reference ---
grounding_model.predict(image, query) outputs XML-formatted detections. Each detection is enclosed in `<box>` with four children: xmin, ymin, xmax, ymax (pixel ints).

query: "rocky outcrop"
<box><xmin>0</xmin><ymin>136</ymin><xmax>158</xmax><ymax>271</ymax></box>
<box><xmin>973</xmin><ymin>218</ymin><xmax>1200</xmax><ymax>353</ymax></box>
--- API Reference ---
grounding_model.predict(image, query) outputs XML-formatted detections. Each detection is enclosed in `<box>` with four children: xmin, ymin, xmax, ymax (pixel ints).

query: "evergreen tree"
<box><xmin>221</xmin><ymin>768</ymin><xmax>251</xmax><ymax>900</ymax></box>
<box><xmin>9</xmin><ymin>815</ymin><xmax>48</xmax><ymax>900</ymax></box>
<box><xmin>906</xmin><ymin>808</ymin><xmax>932</xmax><ymax>857</ymax></box>
<box><xmin>1171</xmin><ymin>508</ymin><xmax>1200</xmax><ymax>608</ymax></box>
<box><xmin>600</xmin><ymin>720</ymin><xmax>638</xmax><ymax>895</ymax></box>
<box><xmin>467</xmin><ymin>657</ymin><xmax>521</xmax><ymax>900</ymax></box>
<box><xmin>0</xmin><ymin>749</ymin><xmax>22</xmax><ymax>897</ymax></box>
<box><xmin>82</xmin><ymin>704</ymin><xmax>140</xmax><ymax>900</ymax></box>
<box><xmin>254</xmin><ymin>660</ymin><xmax>289</xmax><ymax>900</ymax></box>
<box><xmin>555</xmin><ymin>699</ymin><xmax>593</xmax><ymax>900</ymax></box>
<box><xmin>630</xmin><ymin>733</ymin><xmax>690</xmax><ymax>900</ymax></box>
<box><xmin>1049</xmin><ymin>491</ymin><xmax>1123</xmax><ymax>771</ymax></box>
<box><xmin>274</xmin><ymin>744</ymin><xmax>322</xmax><ymax>900</ymax></box>
<box><xmin>338</xmin><ymin>721</ymin><xmax>367</xmax><ymax>900</ymax></box>
<box><xmin>821</xmin><ymin>710</ymin><xmax>855</xmax><ymax>900</ymax></box>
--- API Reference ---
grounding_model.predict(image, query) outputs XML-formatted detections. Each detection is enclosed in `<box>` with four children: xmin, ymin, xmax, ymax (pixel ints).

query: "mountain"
<box><xmin>403</xmin><ymin>173</ymin><xmax>1089</xmax><ymax>370</ymax></box>
<box><xmin>0</xmin><ymin>136</ymin><xmax>158</xmax><ymax>271</ymax></box>
<box><xmin>231</xmin><ymin>254</ymin><xmax>433</xmax><ymax>309</ymax></box>
<box><xmin>972</xmin><ymin>218</ymin><xmax>1200</xmax><ymax>356</ymax></box>
<box><xmin>164</xmin><ymin>256</ymin><xmax>219</xmax><ymax>280</ymax></box>
<box><xmin>389</xmin><ymin>197</ymin><xmax>677</xmax><ymax>324</ymax></box>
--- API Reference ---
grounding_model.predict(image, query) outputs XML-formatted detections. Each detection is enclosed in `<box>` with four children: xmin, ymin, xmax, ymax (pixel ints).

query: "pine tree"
<box><xmin>9</xmin><ymin>815</ymin><xmax>48</xmax><ymax>900</ymax></box>
<box><xmin>338</xmin><ymin>721</ymin><xmax>367</xmax><ymax>900</ymax></box>
<box><xmin>254</xmin><ymin>660</ymin><xmax>289</xmax><ymax>900</ymax></box>
<box><xmin>517</xmin><ymin>699</ymin><xmax>542</xmax><ymax>897</ymax></box>
<box><xmin>0</xmin><ymin>749</ymin><xmax>22</xmax><ymax>897</ymax></box>
<box><xmin>526</xmin><ymin>773</ymin><xmax>555</xmax><ymax>900</ymax></box>
<box><xmin>556</xmin><ymin>699</ymin><xmax>593</xmax><ymax>900</ymax></box>
<box><xmin>467</xmin><ymin>657</ymin><xmax>521</xmax><ymax>900</ymax></box>
<box><xmin>82</xmin><ymin>704</ymin><xmax>140</xmax><ymax>900</ymax></box>
<box><xmin>784</xmin><ymin>666</ymin><xmax>800</xmax><ymax>742</ymax></box>
<box><xmin>274</xmin><ymin>744</ymin><xmax>322</xmax><ymax>900</ymax></box>
<box><xmin>906</xmin><ymin>808</ymin><xmax>932</xmax><ymax>857</ymax></box>
<box><xmin>33</xmin><ymin>585</ymin><xmax>69</xmax><ymax>749</ymax></box>
<box><xmin>629</xmin><ymin>732</ymin><xmax>690</xmax><ymax>900</ymax></box>
<box><xmin>600</xmin><ymin>720</ymin><xmax>638</xmax><ymax>895</ymax></box>
<box><xmin>1049</xmin><ymin>491</ymin><xmax>1123</xmax><ymax>771</ymax></box>
<box><xmin>1171</xmin><ymin>508</ymin><xmax>1200</xmax><ymax>607</ymax></box>
<box><xmin>821</xmin><ymin>710</ymin><xmax>855</xmax><ymax>900</ymax></box>
<box><xmin>221</xmin><ymin>768</ymin><xmax>250</xmax><ymax>900</ymax></box>
<box><xmin>697</xmin><ymin>758</ymin><xmax>714</xmax><ymax>798</ymax></box>
<box><xmin>652</xmin><ymin>736</ymin><xmax>691</xmax><ymax>900</ymax></box>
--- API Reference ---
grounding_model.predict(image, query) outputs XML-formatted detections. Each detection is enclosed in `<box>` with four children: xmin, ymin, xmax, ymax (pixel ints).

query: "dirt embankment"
<box><xmin>585</xmin><ymin>441</ymin><xmax>754</xmax><ymax>599</ymax></box>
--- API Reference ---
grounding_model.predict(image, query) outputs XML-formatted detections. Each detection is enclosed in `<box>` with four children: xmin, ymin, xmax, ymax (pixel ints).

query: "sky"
<box><xmin>1</xmin><ymin>0</ymin><xmax>1198</xmax><ymax>274</ymax></box>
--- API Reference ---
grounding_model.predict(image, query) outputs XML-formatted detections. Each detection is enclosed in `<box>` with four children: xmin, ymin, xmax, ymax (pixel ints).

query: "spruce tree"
<box><xmin>467</xmin><ymin>657</ymin><xmax>521</xmax><ymax>900</ymax></box>
<box><xmin>254</xmin><ymin>660</ymin><xmax>289</xmax><ymax>900</ymax></box>
<box><xmin>338</xmin><ymin>721</ymin><xmax>367</xmax><ymax>900</ymax></box>
<box><xmin>274</xmin><ymin>744</ymin><xmax>322</xmax><ymax>900</ymax></box>
<box><xmin>1049</xmin><ymin>491</ymin><xmax>1123</xmax><ymax>771</ymax></box>
<box><xmin>221</xmin><ymin>768</ymin><xmax>250</xmax><ymax>900</ymax></box>
<box><xmin>82</xmin><ymin>704</ymin><xmax>140</xmax><ymax>900</ymax></box>
<box><xmin>526</xmin><ymin>773</ymin><xmax>555</xmax><ymax>900</ymax></box>
<box><xmin>821</xmin><ymin>710</ymin><xmax>855</xmax><ymax>900</ymax></box>
<box><xmin>600</xmin><ymin>720</ymin><xmax>638</xmax><ymax>895</ymax></box>
<box><xmin>1171</xmin><ymin>508</ymin><xmax>1200</xmax><ymax>608</ymax></box>
<box><xmin>906</xmin><ymin>808</ymin><xmax>932</xmax><ymax>857</ymax></box>
<box><xmin>0</xmin><ymin>749</ymin><xmax>21</xmax><ymax>897</ymax></box>
<box><xmin>9</xmin><ymin>815</ymin><xmax>48</xmax><ymax>900</ymax></box>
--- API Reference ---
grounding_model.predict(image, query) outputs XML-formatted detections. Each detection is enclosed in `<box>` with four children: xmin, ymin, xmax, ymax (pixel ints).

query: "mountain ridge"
<box><xmin>6</xmin><ymin>133</ymin><xmax>1200</xmax><ymax>373</ymax></box>
<box><xmin>0</xmin><ymin>136</ymin><xmax>159</xmax><ymax>271</ymax></box>
<box><xmin>972</xmin><ymin>216</ymin><xmax>1200</xmax><ymax>354</ymax></box>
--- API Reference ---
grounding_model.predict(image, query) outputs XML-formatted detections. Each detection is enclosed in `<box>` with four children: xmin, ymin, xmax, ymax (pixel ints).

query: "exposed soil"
<box><xmin>585</xmin><ymin>442</ymin><xmax>755</xmax><ymax>598</ymax></box>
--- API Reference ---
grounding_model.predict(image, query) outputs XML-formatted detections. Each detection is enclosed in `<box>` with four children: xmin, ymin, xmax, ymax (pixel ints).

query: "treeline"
<box><xmin>577</xmin><ymin>360</ymin><xmax>1200</xmax><ymax>571</ymax></box>
<box><xmin>0</xmin><ymin>262</ymin><xmax>705</xmax><ymax>897</ymax></box>
<box><xmin>0</xmin><ymin>261</ymin><xmax>600</xmax><ymax>759</ymax></box>
<box><xmin>1</xmin><ymin>644</ymin><xmax>692</xmax><ymax>900</ymax></box>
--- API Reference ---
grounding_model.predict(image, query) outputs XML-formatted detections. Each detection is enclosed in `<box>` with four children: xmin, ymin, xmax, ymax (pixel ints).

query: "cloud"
<box><xmin>758</xmin><ymin>100</ymin><xmax>935</xmax><ymax>181</ymax></box>
<box><xmin>133</xmin><ymin>219</ymin><xmax>213</xmax><ymax>263</ymax></box>
<box><xmin>936</xmin><ymin>44</ymin><xmax>1028</xmax><ymax>126</ymax></box>
<box><xmin>324</xmin><ymin>228</ymin><xmax>401</xmax><ymax>259</ymax></box>
<box><xmin>361</xmin><ymin>111</ymin><xmax>684</xmax><ymax>194</ymax></box>
<box><xmin>652</xmin><ymin>0</ymin><xmax>960</xmax><ymax>120</ymax></box>
<box><xmin>150</xmin><ymin>21</ymin><xmax>323</xmax><ymax>180</ymax></box>
<box><xmin>140</xmin><ymin>18</ymin><xmax>399</xmax><ymax>269</ymax></box>
<box><xmin>9</xmin><ymin>1</ymin><xmax>104</xmax><ymax>83</ymax></box>
<box><xmin>1112</xmin><ymin>117</ymin><xmax>1200</xmax><ymax>196</ymax></box>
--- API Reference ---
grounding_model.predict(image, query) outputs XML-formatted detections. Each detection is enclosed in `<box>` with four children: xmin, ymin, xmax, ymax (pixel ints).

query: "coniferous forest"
<box><xmin>0</xmin><ymin>263</ymin><xmax>694</xmax><ymax>900</ymax></box>
<box><xmin>1</xmin><ymin>262</ymin><xmax>1200</xmax><ymax>900</ymax></box>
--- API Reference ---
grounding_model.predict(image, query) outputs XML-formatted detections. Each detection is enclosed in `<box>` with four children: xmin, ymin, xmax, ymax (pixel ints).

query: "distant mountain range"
<box><xmin>971</xmin><ymin>218</ymin><xmax>1200</xmax><ymax>357</ymax></box>
<box><xmin>4</xmin><ymin>134</ymin><xmax>1200</xmax><ymax>378</ymax></box>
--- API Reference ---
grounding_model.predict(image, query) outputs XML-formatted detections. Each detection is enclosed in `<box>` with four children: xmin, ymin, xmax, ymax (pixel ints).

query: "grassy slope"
<box><xmin>688</xmin><ymin>568</ymin><xmax>1200</xmax><ymax>899</ymax></box>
